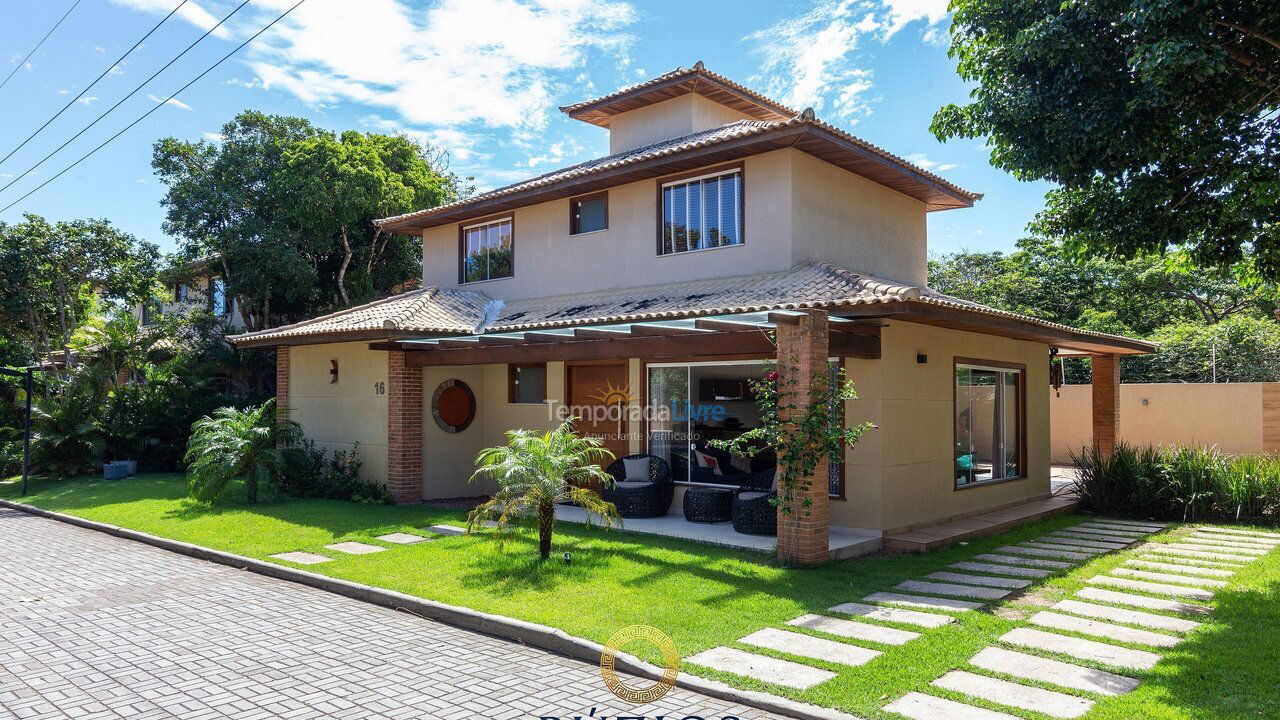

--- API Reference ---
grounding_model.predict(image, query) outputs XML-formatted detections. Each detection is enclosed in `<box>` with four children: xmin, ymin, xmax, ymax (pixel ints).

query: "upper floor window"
<box><xmin>570</xmin><ymin>192</ymin><xmax>608</xmax><ymax>235</ymax></box>
<box><xmin>173</xmin><ymin>283</ymin><xmax>189</xmax><ymax>303</ymax></box>
<box><xmin>460</xmin><ymin>217</ymin><xmax>514</xmax><ymax>283</ymax></box>
<box><xmin>210</xmin><ymin>277</ymin><xmax>229</xmax><ymax>317</ymax></box>
<box><xmin>660</xmin><ymin>167</ymin><xmax>742</xmax><ymax>255</ymax></box>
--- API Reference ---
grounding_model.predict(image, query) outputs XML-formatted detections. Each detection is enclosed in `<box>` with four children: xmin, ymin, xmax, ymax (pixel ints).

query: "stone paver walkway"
<box><xmin>0</xmin><ymin>509</ymin><xmax>776</xmax><ymax>720</ymax></box>
<box><xmin>879</xmin><ymin>520</ymin><xmax>1279</xmax><ymax>718</ymax></box>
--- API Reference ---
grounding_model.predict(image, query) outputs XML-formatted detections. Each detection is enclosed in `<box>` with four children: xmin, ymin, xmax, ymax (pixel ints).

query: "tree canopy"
<box><xmin>152</xmin><ymin>110</ymin><xmax>464</xmax><ymax>332</ymax></box>
<box><xmin>934</xmin><ymin>1</ymin><xmax>1280</xmax><ymax>277</ymax></box>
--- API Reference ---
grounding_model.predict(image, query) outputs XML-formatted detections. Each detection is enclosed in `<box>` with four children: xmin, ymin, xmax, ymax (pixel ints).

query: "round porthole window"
<box><xmin>432</xmin><ymin>379</ymin><xmax>476</xmax><ymax>433</ymax></box>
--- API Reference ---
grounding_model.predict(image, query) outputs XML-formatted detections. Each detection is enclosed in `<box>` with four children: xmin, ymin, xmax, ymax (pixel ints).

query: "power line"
<box><xmin>0</xmin><ymin>0</ymin><xmax>191</xmax><ymax>168</ymax></box>
<box><xmin>0</xmin><ymin>0</ymin><xmax>84</xmax><ymax>92</ymax></box>
<box><xmin>0</xmin><ymin>0</ymin><xmax>310</xmax><ymax>215</ymax></box>
<box><xmin>0</xmin><ymin>0</ymin><xmax>252</xmax><ymax>196</ymax></box>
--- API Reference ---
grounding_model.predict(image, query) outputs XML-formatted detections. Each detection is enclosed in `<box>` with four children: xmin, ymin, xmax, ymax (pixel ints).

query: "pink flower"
<box><xmin>766</xmin><ymin>371</ymin><xmax>780</xmax><ymax>382</ymax></box>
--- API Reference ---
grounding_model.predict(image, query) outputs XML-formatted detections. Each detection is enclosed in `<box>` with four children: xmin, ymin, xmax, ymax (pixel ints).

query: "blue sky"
<box><xmin>0</xmin><ymin>0</ymin><xmax>1052</xmax><ymax>257</ymax></box>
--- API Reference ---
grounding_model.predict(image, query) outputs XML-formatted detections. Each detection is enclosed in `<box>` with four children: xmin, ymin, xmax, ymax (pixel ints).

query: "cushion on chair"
<box><xmin>622</xmin><ymin>456</ymin><xmax>652</xmax><ymax>481</ymax></box>
<box><xmin>615</xmin><ymin>481</ymin><xmax>652</xmax><ymax>490</ymax></box>
<box><xmin>737</xmin><ymin>491</ymin><xmax>770</xmax><ymax>501</ymax></box>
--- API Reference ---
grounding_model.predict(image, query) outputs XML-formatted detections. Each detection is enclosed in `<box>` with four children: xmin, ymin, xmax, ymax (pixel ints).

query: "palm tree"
<box><xmin>468</xmin><ymin>421</ymin><xmax>619</xmax><ymax>559</ymax></box>
<box><xmin>73</xmin><ymin>311</ymin><xmax>155</xmax><ymax>387</ymax></box>
<box><xmin>185</xmin><ymin>399</ymin><xmax>302</xmax><ymax>503</ymax></box>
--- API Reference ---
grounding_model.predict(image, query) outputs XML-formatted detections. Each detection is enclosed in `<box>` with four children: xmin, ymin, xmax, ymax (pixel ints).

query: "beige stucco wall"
<box><xmin>420</xmin><ymin>362</ymin><xmax>567</xmax><ymax>499</ymax></box>
<box><xmin>607</xmin><ymin>94</ymin><xmax>756</xmax><ymax>154</ymax></box>
<box><xmin>288</xmin><ymin>342</ymin><xmax>389</xmax><ymax>485</ymax></box>
<box><xmin>789</xmin><ymin>150</ymin><xmax>927</xmax><ymax>286</ymax></box>
<box><xmin>422</xmin><ymin>148</ymin><xmax>928</xmax><ymax>301</ymax></box>
<box><xmin>1049</xmin><ymin>383</ymin><xmax>1268</xmax><ymax>463</ymax></box>
<box><xmin>839</xmin><ymin>320</ymin><xmax>1051</xmax><ymax>533</ymax></box>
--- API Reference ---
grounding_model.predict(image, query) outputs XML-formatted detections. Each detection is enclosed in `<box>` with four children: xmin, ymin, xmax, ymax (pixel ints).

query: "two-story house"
<box><xmin>231</xmin><ymin>65</ymin><xmax>1154</xmax><ymax>563</ymax></box>
<box><xmin>138</xmin><ymin>255</ymin><xmax>245</xmax><ymax>331</ymax></box>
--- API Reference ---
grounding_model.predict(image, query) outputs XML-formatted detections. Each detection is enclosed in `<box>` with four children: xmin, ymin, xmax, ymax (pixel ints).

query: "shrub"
<box><xmin>278</xmin><ymin>440</ymin><xmax>389</xmax><ymax>504</ymax></box>
<box><xmin>185</xmin><ymin>400</ymin><xmax>302</xmax><ymax>503</ymax></box>
<box><xmin>1073</xmin><ymin>442</ymin><xmax>1280</xmax><ymax>522</ymax></box>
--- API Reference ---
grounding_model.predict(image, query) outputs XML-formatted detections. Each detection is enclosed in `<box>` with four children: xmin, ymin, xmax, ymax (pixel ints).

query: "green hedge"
<box><xmin>1072</xmin><ymin>443</ymin><xmax>1280</xmax><ymax>523</ymax></box>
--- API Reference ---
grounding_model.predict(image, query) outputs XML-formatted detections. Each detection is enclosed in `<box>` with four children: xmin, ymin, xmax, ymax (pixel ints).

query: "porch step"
<box><xmin>883</xmin><ymin>494</ymin><xmax>1079</xmax><ymax>553</ymax></box>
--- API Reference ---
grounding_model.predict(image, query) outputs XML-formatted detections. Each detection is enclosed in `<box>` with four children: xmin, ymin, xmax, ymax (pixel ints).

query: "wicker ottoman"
<box><xmin>683</xmin><ymin>487</ymin><xmax>733</xmax><ymax>523</ymax></box>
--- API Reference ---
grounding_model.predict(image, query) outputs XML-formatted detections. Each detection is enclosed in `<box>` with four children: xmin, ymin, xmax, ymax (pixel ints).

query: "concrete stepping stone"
<box><xmin>1006</xmin><ymin>544</ymin><xmax>1095</xmax><ymax>560</ymax></box>
<box><xmin>1112</xmin><ymin>568</ymin><xmax>1228</xmax><ymax>588</ymax></box>
<box><xmin>1054</xmin><ymin>530</ymin><xmax>1139</xmax><ymax>544</ymax></box>
<box><xmin>1171</xmin><ymin>540</ymin><xmax>1266</xmax><ymax>555</ymax></box>
<box><xmin>376</xmin><ymin>532</ymin><xmax>429</xmax><ymax>544</ymax></box>
<box><xmin>787</xmin><ymin>613</ymin><xmax>920</xmax><ymax>645</ymax></box>
<box><xmin>1137</xmin><ymin>553</ymin><xmax>1241</xmax><ymax>569</ymax></box>
<box><xmin>864</xmin><ymin>591</ymin><xmax>983</xmax><ymax>612</ymax></box>
<box><xmin>828</xmin><ymin>601</ymin><xmax>956</xmax><ymax>628</ymax></box>
<box><xmin>1145</xmin><ymin>547</ymin><xmax>1251</xmax><ymax>563</ymax></box>
<box><xmin>1081</xmin><ymin>521</ymin><xmax>1163</xmax><ymax>534</ymax></box>
<box><xmin>1000</xmin><ymin>628</ymin><xmax>1162</xmax><ymax>671</ymax></box>
<box><xmin>885</xmin><ymin>692</ymin><xmax>1020</xmax><ymax>720</ymax></box>
<box><xmin>740</xmin><ymin>627</ymin><xmax>881</xmax><ymax>667</ymax></box>
<box><xmin>1023</xmin><ymin>541</ymin><xmax>1109</xmax><ymax>554</ymax></box>
<box><xmin>933</xmin><ymin>669</ymin><xmax>1094</xmax><ymax>719</ymax></box>
<box><xmin>1013</xmin><ymin>540</ymin><xmax>1105</xmax><ymax>558</ymax></box>
<box><xmin>1064</xmin><ymin>525</ymin><xmax>1146</xmax><ymax>538</ymax></box>
<box><xmin>1093</xmin><ymin>518</ymin><xmax>1168</xmax><ymax>529</ymax></box>
<box><xmin>270</xmin><ymin>551</ymin><xmax>332</xmax><ymax>565</ymax></box>
<box><xmin>1036</xmin><ymin>536</ymin><xmax>1130</xmax><ymax>550</ymax></box>
<box><xmin>977</xmin><ymin>553</ymin><xmax>1073</xmax><ymax>569</ymax></box>
<box><xmin>1053</xmin><ymin>599</ymin><xmax>1201</xmax><ymax>633</ymax></box>
<box><xmin>1191</xmin><ymin>529</ymin><xmax>1280</xmax><ymax>543</ymax></box>
<box><xmin>1088</xmin><ymin>575</ymin><xmax>1215</xmax><ymax>601</ymax></box>
<box><xmin>1030</xmin><ymin>611</ymin><xmax>1182</xmax><ymax>648</ymax></box>
<box><xmin>324</xmin><ymin>541</ymin><xmax>385</xmax><ymax>555</ymax></box>
<box><xmin>951</xmin><ymin>561</ymin><xmax>1051</xmax><ymax>578</ymax></box>
<box><xmin>1076</xmin><ymin>587</ymin><xmax>1213</xmax><ymax>616</ymax></box>
<box><xmin>685</xmin><ymin>646</ymin><xmax>834</xmax><ymax>689</ymax></box>
<box><xmin>1126</xmin><ymin>559</ymin><xmax>1235</xmax><ymax>578</ymax></box>
<box><xmin>1196</xmin><ymin>526</ymin><xmax>1280</xmax><ymax>540</ymax></box>
<box><xmin>970</xmin><ymin>646</ymin><xmax>1140</xmax><ymax>696</ymax></box>
<box><xmin>896</xmin><ymin>580</ymin><xmax>1012</xmax><ymax>601</ymax></box>
<box><xmin>926</xmin><ymin>571</ymin><xmax>1032</xmax><ymax>589</ymax></box>
<box><xmin>426</xmin><ymin>524</ymin><xmax>467</xmax><ymax>536</ymax></box>
<box><xmin>1186</xmin><ymin>534</ymin><xmax>1278</xmax><ymax>549</ymax></box>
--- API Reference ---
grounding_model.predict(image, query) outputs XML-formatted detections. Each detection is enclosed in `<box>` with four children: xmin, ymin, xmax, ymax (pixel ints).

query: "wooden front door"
<box><xmin>566</xmin><ymin>362</ymin><xmax>631</xmax><ymax>467</ymax></box>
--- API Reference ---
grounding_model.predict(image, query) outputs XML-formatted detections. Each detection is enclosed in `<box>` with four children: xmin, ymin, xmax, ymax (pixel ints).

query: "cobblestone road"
<box><xmin>0</xmin><ymin>509</ymin><xmax>775</xmax><ymax>720</ymax></box>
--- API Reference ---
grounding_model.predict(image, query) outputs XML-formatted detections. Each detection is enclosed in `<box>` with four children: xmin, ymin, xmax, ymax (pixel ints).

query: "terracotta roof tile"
<box><xmin>558</xmin><ymin>63</ymin><xmax>797</xmax><ymax>120</ymax></box>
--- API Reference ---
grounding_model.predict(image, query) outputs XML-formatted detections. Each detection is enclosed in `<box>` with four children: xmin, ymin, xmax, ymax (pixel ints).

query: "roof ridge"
<box><xmin>229</xmin><ymin>287</ymin><xmax>437</xmax><ymax>341</ymax></box>
<box><xmin>809</xmin><ymin>261</ymin><xmax>922</xmax><ymax>300</ymax></box>
<box><xmin>559</xmin><ymin>63</ymin><xmax>798</xmax><ymax>119</ymax></box>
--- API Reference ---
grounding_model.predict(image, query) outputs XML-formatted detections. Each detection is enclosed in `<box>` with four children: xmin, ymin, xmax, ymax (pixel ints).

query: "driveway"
<box><xmin>0</xmin><ymin>509</ymin><xmax>775</xmax><ymax>720</ymax></box>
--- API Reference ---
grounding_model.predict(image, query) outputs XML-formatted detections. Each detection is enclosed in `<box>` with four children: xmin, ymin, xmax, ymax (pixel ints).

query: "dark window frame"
<box><xmin>569</xmin><ymin>191</ymin><xmax>608</xmax><ymax>235</ymax></box>
<box><xmin>654</xmin><ymin>161</ymin><xmax>745</xmax><ymax>257</ymax></box>
<box><xmin>952</xmin><ymin>356</ymin><xmax>1028</xmax><ymax>490</ymax></box>
<box><xmin>508</xmin><ymin>362</ymin><xmax>548</xmax><ymax>404</ymax></box>
<box><xmin>457</xmin><ymin>213</ymin><xmax>516</xmax><ymax>284</ymax></box>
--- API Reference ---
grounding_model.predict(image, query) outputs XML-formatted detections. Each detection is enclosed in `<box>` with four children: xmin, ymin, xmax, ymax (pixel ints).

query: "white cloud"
<box><xmin>905</xmin><ymin>152</ymin><xmax>958</xmax><ymax>172</ymax></box>
<box><xmin>108</xmin><ymin>0</ymin><xmax>233</xmax><ymax>39</ymax></box>
<box><xmin>148</xmin><ymin>94</ymin><xmax>193</xmax><ymax>110</ymax></box>
<box><xmin>748</xmin><ymin>0</ymin><xmax>950</xmax><ymax>123</ymax></box>
<box><xmin>202</xmin><ymin>131</ymin><xmax>225</xmax><ymax>142</ymax></box>
<box><xmin>77</xmin><ymin>96</ymin><xmax>99</xmax><ymax>105</ymax></box>
<box><xmin>359</xmin><ymin>114</ymin><xmax>482</xmax><ymax>163</ymax></box>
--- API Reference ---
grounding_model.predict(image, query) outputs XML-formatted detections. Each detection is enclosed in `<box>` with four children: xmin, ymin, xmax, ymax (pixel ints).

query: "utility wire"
<box><xmin>0</xmin><ymin>0</ymin><xmax>309</xmax><ymax>215</ymax></box>
<box><xmin>0</xmin><ymin>0</ymin><xmax>252</xmax><ymax>196</ymax></box>
<box><xmin>0</xmin><ymin>0</ymin><xmax>191</xmax><ymax>168</ymax></box>
<box><xmin>0</xmin><ymin>0</ymin><xmax>84</xmax><ymax>92</ymax></box>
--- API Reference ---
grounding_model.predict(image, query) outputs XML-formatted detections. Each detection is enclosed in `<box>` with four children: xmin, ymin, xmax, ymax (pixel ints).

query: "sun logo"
<box><xmin>589</xmin><ymin>381</ymin><xmax>635</xmax><ymax>406</ymax></box>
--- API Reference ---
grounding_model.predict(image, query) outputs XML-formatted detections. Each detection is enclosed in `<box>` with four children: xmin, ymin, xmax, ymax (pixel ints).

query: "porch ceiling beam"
<box><xmin>520</xmin><ymin>331</ymin><xmax>577</xmax><ymax>343</ymax></box>
<box><xmin>476</xmin><ymin>335</ymin><xmax>527</xmax><ymax>346</ymax></box>
<box><xmin>694</xmin><ymin>318</ymin><xmax>768</xmax><ymax>332</ymax></box>
<box><xmin>404</xmin><ymin>329</ymin><xmax>879</xmax><ymax>367</ymax></box>
<box><xmin>625</xmin><ymin>324</ymin><xmax>709</xmax><ymax>337</ymax></box>
<box><xmin>435</xmin><ymin>338</ymin><xmax>482</xmax><ymax>349</ymax></box>
<box><xmin>573</xmin><ymin>327</ymin><xmax>632</xmax><ymax>339</ymax></box>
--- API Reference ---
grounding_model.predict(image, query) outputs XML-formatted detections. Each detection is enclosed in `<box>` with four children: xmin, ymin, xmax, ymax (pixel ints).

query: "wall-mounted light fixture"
<box><xmin>330</xmin><ymin>359</ymin><xmax>339</xmax><ymax>384</ymax></box>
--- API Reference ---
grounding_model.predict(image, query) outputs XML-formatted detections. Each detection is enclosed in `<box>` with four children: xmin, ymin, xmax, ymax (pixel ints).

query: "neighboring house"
<box><xmin>230</xmin><ymin>64</ymin><xmax>1155</xmax><ymax>563</ymax></box>
<box><xmin>138</xmin><ymin>255</ymin><xmax>245</xmax><ymax>332</ymax></box>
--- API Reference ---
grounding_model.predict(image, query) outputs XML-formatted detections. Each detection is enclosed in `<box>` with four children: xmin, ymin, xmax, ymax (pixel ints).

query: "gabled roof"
<box><xmin>559</xmin><ymin>62</ymin><xmax>797</xmax><ymax>126</ymax></box>
<box><xmin>376</xmin><ymin>113</ymin><xmax>982</xmax><ymax>233</ymax></box>
<box><xmin>229</xmin><ymin>261</ymin><xmax>1156</xmax><ymax>355</ymax></box>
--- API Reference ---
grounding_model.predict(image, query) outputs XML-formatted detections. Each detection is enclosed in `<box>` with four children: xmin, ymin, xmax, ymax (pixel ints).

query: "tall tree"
<box><xmin>933</xmin><ymin>1</ymin><xmax>1280</xmax><ymax>276</ymax></box>
<box><xmin>153</xmin><ymin>111</ymin><xmax>462</xmax><ymax>331</ymax></box>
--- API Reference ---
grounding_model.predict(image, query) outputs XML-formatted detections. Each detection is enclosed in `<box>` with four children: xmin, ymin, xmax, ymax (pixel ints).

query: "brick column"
<box><xmin>386</xmin><ymin>350</ymin><xmax>423</xmax><ymax>503</ymax></box>
<box><xmin>775</xmin><ymin>309</ymin><xmax>830</xmax><ymax>567</ymax></box>
<box><xmin>1091</xmin><ymin>353</ymin><xmax>1120</xmax><ymax>456</ymax></box>
<box><xmin>275</xmin><ymin>346</ymin><xmax>290</xmax><ymax>425</ymax></box>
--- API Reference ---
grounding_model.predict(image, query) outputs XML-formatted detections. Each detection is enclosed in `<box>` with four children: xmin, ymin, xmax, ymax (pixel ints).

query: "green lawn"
<box><xmin>3</xmin><ymin>472</ymin><xmax>1278</xmax><ymax>719</ymax></box>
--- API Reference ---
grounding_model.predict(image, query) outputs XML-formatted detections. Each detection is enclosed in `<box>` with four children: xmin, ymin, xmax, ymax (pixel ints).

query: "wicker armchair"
<box><xmin>731</xmin><ymin>467</ymin><xmax>777</xmax><ymax>535</ymax></box>
<box><xmin>603</xmin><ymin>454</ymin><xmax>674</xmax><ymax>518</ymax></box>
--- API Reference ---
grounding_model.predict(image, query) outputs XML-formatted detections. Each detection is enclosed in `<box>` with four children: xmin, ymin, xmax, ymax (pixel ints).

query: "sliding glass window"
<box><xmin>660</xmin><ymin>168</ymin><xmax>741</xmax><ymax>255</ymax></box>
<box><xmin>954</xmin><ymin>362</ymin><xmax>1024</xmax><ymax>487</ymax></box>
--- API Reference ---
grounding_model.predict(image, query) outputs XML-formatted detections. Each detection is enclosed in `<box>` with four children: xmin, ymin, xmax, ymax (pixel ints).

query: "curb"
<box><xmin>0</xmin><ymin>498</ymin><xmax>862</xmax><ymax>720</ymax></box>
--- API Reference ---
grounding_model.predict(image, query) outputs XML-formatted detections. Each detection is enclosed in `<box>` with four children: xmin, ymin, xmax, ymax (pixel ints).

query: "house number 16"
<box><xmin>373</xmin><ymin>381</ymin><xmax>386</xmax><ymax>395</ymax></box>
